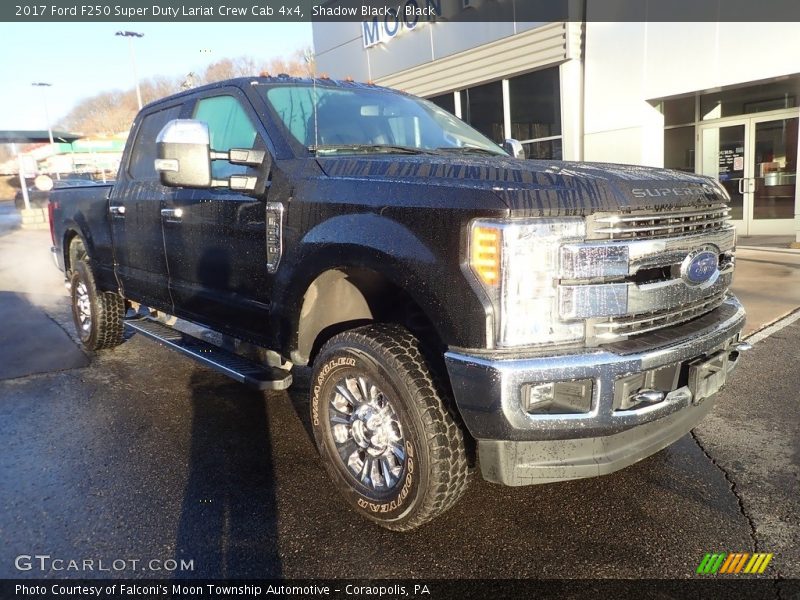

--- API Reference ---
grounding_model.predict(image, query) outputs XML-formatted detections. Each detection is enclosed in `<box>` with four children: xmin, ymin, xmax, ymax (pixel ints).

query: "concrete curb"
<box><xmin>744</xmin><ymin>307</ymin><xmax>800</xmax><ymax>344</ymax></box>
<box><xmin>737</xmin><ymin>245</ymin><xmax>800</xmax><ymax>254</ymax></box>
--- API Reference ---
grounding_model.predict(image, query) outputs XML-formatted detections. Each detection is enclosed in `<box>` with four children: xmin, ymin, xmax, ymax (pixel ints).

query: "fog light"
<box><xmin>523</xmin><ymin>379</ymin><xmax>593</xmax><ymax>414</ymax></box>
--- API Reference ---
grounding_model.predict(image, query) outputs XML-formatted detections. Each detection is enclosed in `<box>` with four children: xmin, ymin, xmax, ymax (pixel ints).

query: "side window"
<box><xmin>193</xmin><ymin>95</ymin><xmax>258</xmax><ymax>179</ymax></box>
<box><xmin>128</xmin><ymin>105</ymin><xmax>182</xmax><ymax>181</ymax></box>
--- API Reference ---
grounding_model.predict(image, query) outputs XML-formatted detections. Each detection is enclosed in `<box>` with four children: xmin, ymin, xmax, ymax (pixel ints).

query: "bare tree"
<box><xmin>56</xmin><ymin>48</ymin><xmax>316</xmax><ymax>135</ymax></box>
<box><xmin>199</xmin><ymin>48</ymin><xmax>315</xmax><ymax>84</ymax></box>
<box><xmin>264</xmin><ymin>48</ymin><xmax>316</xmax><ymax>77</ymax></box>
<box><xmin>59</xmin><ymin>89</ymin><xmax>137</xmax><ymax>135</ymax></box>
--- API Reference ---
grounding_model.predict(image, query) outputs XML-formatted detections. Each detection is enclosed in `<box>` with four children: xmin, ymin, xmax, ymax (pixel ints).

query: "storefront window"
<box><xmin>459</xmin><ymin>81</ymin><xmax>504</xmax><ymax>143</ymax></box>
<box><xmin>664</xmin><ymin>126</ymin><xmax>695</xmax><ymax>173</ymax></box>
<box><xmin>427</xmin><ymin>92</ymin><xmax>456</xmax><ymax>115</ymax></box>
<box><xmin>509</xmin><ymin>68</ymin><xmax>561</xmax><ymax>140</ymax></box>
<box><xmin>509</xmin><ymin>67</ymin><xmax>562</xmax><ymax>160</ymax></box>
<box><xmin>661</xmin><ymin>96</ymin><xmax>695</xmax><ymax>126</ymax></box>
<box><xmin>701</xmin><ymin>79</ymin><xmax>799</xmax><ymax>120</ymax></box>
<box><xmin>523</xmin><ymin>139</ymin><xmax>562</xmax><ymax>160</ymax></box>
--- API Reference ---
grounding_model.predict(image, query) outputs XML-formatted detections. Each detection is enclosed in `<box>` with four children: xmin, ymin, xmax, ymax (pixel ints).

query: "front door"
<box><xmin>699</xmin><ymin>111</ymin><xmax>798</xmax><ymax>236</ymax></box>
<box><xmin>161</xmin><ymin>90</ymin><xmax>276</xmax><ymax>341</ymax></box>
<box><xmin>111</xmin><ymin>103</ymin><xmax>183</xmax><ymax>310</ymax></box>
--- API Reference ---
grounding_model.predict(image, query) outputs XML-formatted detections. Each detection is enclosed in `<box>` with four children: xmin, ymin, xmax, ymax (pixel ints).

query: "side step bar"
<box><xmin>125</xmin><ymin>319</ymin><xmax>292</xmax><ymax>391</ymax></box>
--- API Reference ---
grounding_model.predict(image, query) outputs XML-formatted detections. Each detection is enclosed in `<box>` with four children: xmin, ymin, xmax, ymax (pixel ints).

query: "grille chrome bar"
<box><xmin>560</xmin><ymin>226</ymin><xmax>735</xmax><ymax>280</ymax></box>
<box><xmin>589</xmin><ymin>291</ymin><xmax>729</xmax><ymax>341</ymax></box>
<box><xmin>560</xmin><ymin>269</ymin><xmax>733</xmax><ymax>320</ymax></box>
<box><xmin>564</xmin><ymin>203</ymin><xmax>736</xmax><ymax>343</ymax></box>
<box><xmin>594</xmin><ymin>217</ymin><xmax>730</xmax><ymax>236</ymax></box>
<box><xmin>594</xmin><ymin>207</ymin><xmax>730</xmax><ymax>223</ymax></box>
<box><xmin>588</xmin><ymin>204</ymin><xmax>731</xmax><ymax>240</ymax></box>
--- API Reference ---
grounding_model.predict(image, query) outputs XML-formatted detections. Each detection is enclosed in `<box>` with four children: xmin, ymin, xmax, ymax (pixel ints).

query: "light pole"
<box><xmin>31</xmin><ymin>82</ymin><xmax>58</xmax><ymax>180</ymax></box>
<box><xmin>116</xmin><ymin>30</ymin><xmax>144</xmax><ymax>110</ymax></box>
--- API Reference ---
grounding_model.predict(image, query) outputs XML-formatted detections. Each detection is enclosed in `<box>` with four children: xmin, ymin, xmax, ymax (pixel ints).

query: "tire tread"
<box><xmin>318</xmin><ymin>323</ymin><xmax>470</xmax><ymax>531</ymax></box>
<box><xmin>71</xmin><ymin>257</ymin><xmax>125</xmax><ymax>351</ymax></box>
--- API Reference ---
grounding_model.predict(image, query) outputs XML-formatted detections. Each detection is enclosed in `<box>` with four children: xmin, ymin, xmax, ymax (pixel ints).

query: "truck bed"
<box><xmin>50</xmin><ymin>183</ymin><xmax>116</xmax><ymax>290</ymax></box>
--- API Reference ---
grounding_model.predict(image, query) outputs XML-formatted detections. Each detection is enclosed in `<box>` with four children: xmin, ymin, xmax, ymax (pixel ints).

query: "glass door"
<box><xmin>750</xmin><ymin>114</ymin><xmax>797</xmax><ymax>234</ymax></box>
<box><xmin>699</xmin><ymin>111</ymin><xmax>798</xmax><ymax>236</ymax></box>
<box><xmin>700</xmin><ymin>120</ymin><xmax>747</xmax><ymax>233</ymax></box>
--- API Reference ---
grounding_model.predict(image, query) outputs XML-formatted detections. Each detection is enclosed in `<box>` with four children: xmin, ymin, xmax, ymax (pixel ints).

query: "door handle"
<box><xmin>160</xmin><ymin>208</ymin><xmax>184</xmax><ymax>219</ymax></box>
<box><xmin>738</xmin><ymin>178</ymin><xmax>757</xmax><ymax>194</ymax></box>
<box><xmin>109</xmin><ymin>205</ymin><xmax>126</xmax><ymax>216</ymax></box>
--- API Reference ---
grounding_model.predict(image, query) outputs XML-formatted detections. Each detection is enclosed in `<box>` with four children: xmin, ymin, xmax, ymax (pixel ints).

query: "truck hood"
<box><xmin>316</xmin><ymin>155</ymin><xmax>727</xmax><ymax>215</ymax></box>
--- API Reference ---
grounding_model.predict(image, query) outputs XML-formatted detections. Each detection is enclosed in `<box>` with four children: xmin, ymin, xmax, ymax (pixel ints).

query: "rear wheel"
<box><xmin>69</xmin><ymin>244</ymin><xmax>124</xmax><ymax>351</ymax></box>
<box><xmin>311</xmin><ymin>324</ymin><xmax>470</xmax><ymax>531</ymax></box>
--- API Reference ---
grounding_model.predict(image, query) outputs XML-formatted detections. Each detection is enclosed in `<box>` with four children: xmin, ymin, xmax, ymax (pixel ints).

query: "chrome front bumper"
<box><xmin>444</xmin><ymin>295</ymin><xmax>746</xmax><ymax>485</ymax></box>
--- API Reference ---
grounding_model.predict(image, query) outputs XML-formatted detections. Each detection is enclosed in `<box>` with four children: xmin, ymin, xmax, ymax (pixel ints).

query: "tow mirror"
<box><xmin>155</xmin><ymin>119</ymin><xmax>268</xmax><ymax>191</ymax></box>
<box><xmin>503</xmin><ymin>138</ymin><xmax>525</xmax><ymax>159</ymax></box>
<box><xmin>155</xmin><ymin>119</ymin><xmax>212</xmax><ymax>188</ymax></box>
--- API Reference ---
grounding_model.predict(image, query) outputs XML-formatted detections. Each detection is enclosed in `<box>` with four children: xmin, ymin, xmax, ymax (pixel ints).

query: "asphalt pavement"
<box><xmin>0</xmin><ymin>199</ymin><xmax>798</xmax><ymax>582</ymax></box>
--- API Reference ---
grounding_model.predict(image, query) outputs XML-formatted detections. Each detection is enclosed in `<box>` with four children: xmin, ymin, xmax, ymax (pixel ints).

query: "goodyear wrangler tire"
<box><xmin>70</xmin><ymin>258</ymin><xmax>125</xmax><ymax>351</ymax></box>
<box><xmin>311</xmin><ymin>324</ymin><xmax>469</xmax><ymax>531</ymax></box>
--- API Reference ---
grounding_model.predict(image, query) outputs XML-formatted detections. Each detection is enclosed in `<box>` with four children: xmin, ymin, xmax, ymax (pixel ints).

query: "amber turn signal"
<box><xmin>471</xmin><ymin>226</ymin><xmax>501</xmax><ymax>286</ymax></box>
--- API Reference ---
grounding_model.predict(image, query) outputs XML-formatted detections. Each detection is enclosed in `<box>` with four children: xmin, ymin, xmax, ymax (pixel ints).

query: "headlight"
<box><xmin>468</xmin><ymin>217</ymin><xmax>585</xmax><ymax>348</ymax></box>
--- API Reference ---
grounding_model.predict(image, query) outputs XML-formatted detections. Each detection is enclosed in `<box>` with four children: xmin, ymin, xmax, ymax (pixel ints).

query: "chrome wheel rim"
<box><xmin>75</xmin><ymin>281</ymin><xmax>92</xmax><ymax>333</ymax></box>
<box><xmin>328</xmin><ymin>375</ymin><xmax>406</xmax><ymax>492</ymax></box>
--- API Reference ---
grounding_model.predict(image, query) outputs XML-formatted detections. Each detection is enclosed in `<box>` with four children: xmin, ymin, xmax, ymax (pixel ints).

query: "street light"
<box><xmin>115</xmin><ymin>30</ymin><xmax>144</xmax><ymax>110</ymax></box>
<box><xmin>31</xmin><ymin>82</ymin><xmax>59</xmax><ymax>181</ymax></box>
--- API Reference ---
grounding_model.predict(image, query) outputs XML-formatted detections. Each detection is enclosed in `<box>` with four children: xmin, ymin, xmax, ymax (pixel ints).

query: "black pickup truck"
<box><xmin>50</xmin><ymin>76</ymin><xmax>749</xmax><ymax>530</ymax></box>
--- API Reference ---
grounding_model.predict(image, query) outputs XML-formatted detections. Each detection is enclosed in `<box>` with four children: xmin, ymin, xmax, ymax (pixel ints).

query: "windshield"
<box><xmin>258</xmin><ymin>84</ymin><xmax>508</xmax><ymax>157</ymax></box>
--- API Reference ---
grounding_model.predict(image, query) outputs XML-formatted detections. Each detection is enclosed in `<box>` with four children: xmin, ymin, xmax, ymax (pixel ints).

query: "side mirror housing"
<box><xmin>503</xmin><ymin>138</ymin><xmax>525</xmax><ymax>159</ymax></box>
<box><xmin>155</xmin><ymin>119</ymin><xmax>212</xmax><ymax>188</ymax></box>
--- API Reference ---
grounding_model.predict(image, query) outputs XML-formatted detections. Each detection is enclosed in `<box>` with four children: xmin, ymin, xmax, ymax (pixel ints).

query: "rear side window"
<box><xmin>127</xmin><ymin>105</ymin><xmax>182</xmax><ymax>181</ymax></box>
<box><xmin>193</xmin><ymin>95</ymin><xmax>258</xmax><ymax>179</ymax></box>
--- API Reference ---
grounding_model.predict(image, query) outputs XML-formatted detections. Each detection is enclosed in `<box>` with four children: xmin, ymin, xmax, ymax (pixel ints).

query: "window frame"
<box><xmin>125</xmin><ymin>102</ymin><xmax>185</xmax><ymax>182</ymax></box>
<box><xmin>183</xmin><ymin>85</ymin><xmax>280</xmax><ymax>165</ymax></box>
<box><xmin>192</xmin><ymin>94</ymin><xmax>259</xmax><ymax>154</ymax></box>
<box><xmin>190</xmin><ymin>92</ymin><xmax>263</xmax><ymax>180</ymax></box>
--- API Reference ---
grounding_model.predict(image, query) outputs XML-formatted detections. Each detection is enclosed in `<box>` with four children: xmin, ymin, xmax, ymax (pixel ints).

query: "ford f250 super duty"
<box><xmin>50</xmin><ymin>76</ymin><xmax>749</xmax><ymax>530</ymax></box>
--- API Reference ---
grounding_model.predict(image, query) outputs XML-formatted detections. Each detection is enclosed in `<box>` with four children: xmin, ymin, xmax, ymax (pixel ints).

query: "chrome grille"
<box><xmin>589</xmin><ymin>291</ymin><xmax>728</xmax><ymax>341</ymax></box>
<box><xmin>589</xmin><ymin>204</ymin><xmax>731</xmax><ymax>240</ymax></box>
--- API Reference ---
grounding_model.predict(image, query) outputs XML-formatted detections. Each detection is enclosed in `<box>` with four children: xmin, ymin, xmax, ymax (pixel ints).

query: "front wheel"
<box><xmin>70</xmin><ymin>258</ymin><xmax>125</xmax><ymax>351</ymax></box>
<box><xmin>310</xmin><ymin>324</ymin><xmax>470</xmax><ymax>531</ymax></box>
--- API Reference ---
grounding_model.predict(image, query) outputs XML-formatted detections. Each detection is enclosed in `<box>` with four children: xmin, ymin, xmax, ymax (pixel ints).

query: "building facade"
<box><xmin>313</xmin><ymin>14</ymin><xmax>800</xmax><ymax>238</ymax></box>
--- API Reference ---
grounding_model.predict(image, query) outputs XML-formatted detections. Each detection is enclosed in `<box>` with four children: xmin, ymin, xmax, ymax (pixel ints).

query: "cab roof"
<box><xmin>142</xmin><ymin>75</ymin><xmax>404</xmax><ymax>112</ymax></box>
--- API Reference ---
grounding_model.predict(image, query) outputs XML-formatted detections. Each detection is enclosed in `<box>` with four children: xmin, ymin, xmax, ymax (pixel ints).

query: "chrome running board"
<box><xmin>125</xmin><ymin>318</ymin><xmax>292</xmax><ymax>391</ymax></box>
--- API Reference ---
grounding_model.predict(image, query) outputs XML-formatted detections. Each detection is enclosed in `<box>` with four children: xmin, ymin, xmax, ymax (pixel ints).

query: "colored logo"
<box><xmin>681</xmin><ymin>249</ymin><xmax>719</xmax><ymax>285</ymax></box>
<box><xmin>696</xmin><ymin>552</ymin><xmax>773</xmax><ymax>575</ymax></box>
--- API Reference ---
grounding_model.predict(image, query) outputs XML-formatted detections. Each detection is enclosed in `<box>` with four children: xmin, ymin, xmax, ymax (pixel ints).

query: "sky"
<box><xmin>0</xmin><ymin>22</ymin><xmax>314</xmax><ymax>131</ymax></box>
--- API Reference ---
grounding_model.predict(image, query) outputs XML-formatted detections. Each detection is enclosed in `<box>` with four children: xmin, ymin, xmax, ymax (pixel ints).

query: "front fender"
<box><xmin>271</xmin><ymin>211</ymin><xmax>485</xmax><ymax>359</ymax></box>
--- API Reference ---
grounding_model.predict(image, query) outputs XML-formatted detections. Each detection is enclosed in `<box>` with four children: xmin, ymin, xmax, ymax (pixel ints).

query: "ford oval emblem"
<box><xmin>681</xmin><ymin>250</ymin><xmax>719</xmax><ymax>285</ymax></box>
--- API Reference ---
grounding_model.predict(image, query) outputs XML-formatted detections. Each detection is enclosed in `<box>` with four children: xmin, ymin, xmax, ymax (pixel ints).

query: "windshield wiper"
<box><xmin>435</xmin><ymin>146</ymin><xmax>502</xmax><ymax>156</ymax></box>
<box><xmin>308</xmin><ymin>144</ymin><xmax>437</xmax><ymax>156</ymax></box>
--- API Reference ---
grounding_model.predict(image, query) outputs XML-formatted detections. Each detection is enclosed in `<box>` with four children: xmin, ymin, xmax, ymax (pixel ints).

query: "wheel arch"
<box><xmin>275</xmin><ymin>212</ymin><xmax>460</xmax><ymax>366</ymax></box>
<box><xmin>63</xmin><ymin>226</ymin><xmax>89</xmax><ymax>274</ymax></box>
<box><xmin>289</xmin><ymin>266</ymin><xmax>445</xmax><ymax>367</ymax></box>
